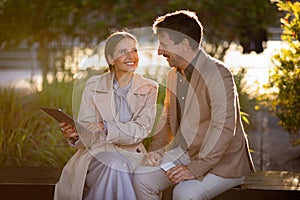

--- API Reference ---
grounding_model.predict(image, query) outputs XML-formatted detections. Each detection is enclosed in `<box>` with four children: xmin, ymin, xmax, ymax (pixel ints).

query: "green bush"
<box><xmin>263</xmin><ymin>1</ymin><xmax>300</xmax><ymax>140</ymax></box>
<box><xmin>233</xmin><ymin>68</ymin><xmax>251</xmax><ymax>126</ymax></box>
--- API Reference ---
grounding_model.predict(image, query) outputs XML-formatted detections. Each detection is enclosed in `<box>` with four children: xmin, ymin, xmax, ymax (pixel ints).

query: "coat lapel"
<box><xmin>168</xmin><ymin>69</ymin><xmax>179</xmax><ymax>136</ymax></box>
<box><xmin>182</xmin><ymin>50</ymin><xmax>206</xmax><ymax>116</ymax></box>
<box><xmin>93</xmin><ymin>73</ymin><xmax>158</xmax><ymax>123</ymax></box>
<box><xmin>180</xmin><ymin>51</ymin><xmax>206</xmax><ymax>147</ymax></box>
<box><xmin>93</xmin><ymin>72</ymin><xmax>116</xmax><ymax>122</ymax></box>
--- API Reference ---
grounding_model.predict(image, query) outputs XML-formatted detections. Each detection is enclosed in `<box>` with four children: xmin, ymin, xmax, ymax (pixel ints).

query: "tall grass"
<box><xmin>0</xmin><ymin>80</ymin><xmax>75</xmax><ymax>167</ymax></box>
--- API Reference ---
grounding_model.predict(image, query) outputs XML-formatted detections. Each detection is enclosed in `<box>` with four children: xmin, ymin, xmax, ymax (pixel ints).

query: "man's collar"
<box><xmin>177</xmin><ymin>49</ymin><xmax>201</xmax><ymax>81</ymax></box>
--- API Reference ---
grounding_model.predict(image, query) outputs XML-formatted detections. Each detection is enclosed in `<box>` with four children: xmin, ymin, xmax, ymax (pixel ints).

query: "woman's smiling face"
<box><xmin>111</xmin><ymin>37</ymin><xmax>139</xmax><ymax>77</ymax></box>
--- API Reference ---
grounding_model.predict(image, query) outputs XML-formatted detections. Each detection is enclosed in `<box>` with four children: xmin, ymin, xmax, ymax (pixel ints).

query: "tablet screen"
<box><xmin>40</xmin><ymin>107</ymin><xmax>75</xmax><ymax>126</ymax></box>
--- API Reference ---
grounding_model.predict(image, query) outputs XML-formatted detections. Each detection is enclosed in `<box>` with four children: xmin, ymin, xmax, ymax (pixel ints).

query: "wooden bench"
<box><xmin>0</xmin><ymin>168</ymin><xmax>299</xmax><ymax>200</ymax></box>
<box><xmin>214</xmin><ymin>171</ymin><xmax>300</xmax><ymax>200</ymax></box>
<box><xmin>162</xmin><ymin>171</ymin><xmax>300</xmax><ymax>200</ymax></box>
<box><xmin>0</xmin><ymin>167</ymin><xmax>61</xmax><ymax>200</ymax></box>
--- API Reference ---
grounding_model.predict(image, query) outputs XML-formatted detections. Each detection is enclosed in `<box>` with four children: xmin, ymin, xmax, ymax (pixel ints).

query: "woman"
<box><xmin>54</xmin><ymin>31</ymin><xmax>159</xmax><ymax>200</ymax></box>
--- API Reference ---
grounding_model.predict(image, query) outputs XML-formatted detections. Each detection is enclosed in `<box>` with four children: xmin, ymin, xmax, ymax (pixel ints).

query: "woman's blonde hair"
<box><xmin>104</xmin><ymin>31</ymin><xmax>138</xmax><ymax>71</ymax></box>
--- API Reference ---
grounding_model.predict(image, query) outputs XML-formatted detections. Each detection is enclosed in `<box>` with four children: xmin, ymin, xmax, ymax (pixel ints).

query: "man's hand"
<box><xmin>166</xmin><ymin>165</ymin><xmax>195</xmax><ymax>184</ymax></box>
<box><xmin>143</xmin><ymin>152</ymin><xmax>163</xmax><ymax>166</ymax></box>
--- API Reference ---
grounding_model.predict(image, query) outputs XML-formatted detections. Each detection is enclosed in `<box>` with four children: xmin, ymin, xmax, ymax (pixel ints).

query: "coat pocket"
<box><xmin>115</xmin><ymin>143</ymin><xmax>146</xmax><ymax>169</ymax></box>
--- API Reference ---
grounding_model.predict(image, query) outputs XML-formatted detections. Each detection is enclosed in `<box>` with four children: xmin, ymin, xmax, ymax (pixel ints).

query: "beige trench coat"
<box><xmin>54</xmin><ymin>72</ymin><xmax>158</xmax><ymax>200</ymax></box>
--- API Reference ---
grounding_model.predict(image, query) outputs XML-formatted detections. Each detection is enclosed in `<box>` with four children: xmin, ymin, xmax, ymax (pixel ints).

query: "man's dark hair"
<box><xmin>152</xmin><ymin>10</ymin><xmax>203</xmax><ymax>50</ymax></box>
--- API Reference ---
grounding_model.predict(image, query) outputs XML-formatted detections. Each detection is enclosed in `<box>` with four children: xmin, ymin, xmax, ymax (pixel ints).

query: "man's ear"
<box><xmin>181</xmin><ymin>39</ymin><xmax>190</xmax><ymax>51</ymax></box>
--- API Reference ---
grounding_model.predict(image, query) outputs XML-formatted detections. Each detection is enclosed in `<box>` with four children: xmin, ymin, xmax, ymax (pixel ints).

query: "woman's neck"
<box><xmin>115</xmin><ymin>72</ymin><xmax>133</xmax><ymax>88</ymax></box>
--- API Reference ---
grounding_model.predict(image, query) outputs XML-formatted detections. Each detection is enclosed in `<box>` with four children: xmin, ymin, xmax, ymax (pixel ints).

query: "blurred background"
<box><xmin>0</xmin><ymin>0</ymin><xmax>299</xmax><ymax>171</ymax></box>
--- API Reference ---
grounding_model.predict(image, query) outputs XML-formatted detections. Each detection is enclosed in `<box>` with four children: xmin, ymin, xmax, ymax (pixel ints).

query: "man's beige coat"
<box><xmin>54</xmin><ymin>72</ymin><xmax>158</xmax><ymax>200</ymax></box>
<box><xmin>149</xmin><ymin>50</ymin><xmax>255</xmax><ymax>179</ymax></box>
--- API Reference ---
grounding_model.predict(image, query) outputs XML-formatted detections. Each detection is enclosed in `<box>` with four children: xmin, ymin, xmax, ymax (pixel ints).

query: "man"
<box><xmin>133</xmin><ymin>10</ymin><xmax>255</xmax><ymax>200</ymax></box>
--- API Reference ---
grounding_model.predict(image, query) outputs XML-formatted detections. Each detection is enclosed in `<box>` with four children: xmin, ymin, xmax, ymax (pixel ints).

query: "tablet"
<box><xmin>40</xmin><ymin>107</ymin><xmax>75</xmax><ymax>126</ymax></box>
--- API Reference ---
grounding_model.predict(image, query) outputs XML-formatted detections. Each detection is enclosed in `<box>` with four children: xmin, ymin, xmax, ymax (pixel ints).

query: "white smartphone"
<box><xmin>160</xmin><ymin>162</ymin><xmax>176</xmax><ymax>172</ymax></box>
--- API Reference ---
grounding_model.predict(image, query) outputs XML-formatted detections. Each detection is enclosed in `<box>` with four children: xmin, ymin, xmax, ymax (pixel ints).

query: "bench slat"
<box><xmin>0</xmin><ymin>167</ymin><xmax>61</xmax><ymax>200</ymax></box>
<box><xmin>0</xmin><ymin>167</ymin><xmax>61</xmax><ymax>185</ymax></box>
<box><xmin>242</xmin><ymin>171</ymin><xmax>300</xmax><ymax>191</ymax></box>
<box><xmin>0</xmin><ymin>168</ymin><xmax>300</xmax><ymax>200</ymax></box>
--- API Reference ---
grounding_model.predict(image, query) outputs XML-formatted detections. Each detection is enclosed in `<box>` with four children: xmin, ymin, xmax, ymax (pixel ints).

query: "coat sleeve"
<box><xmin>105</xmin><ymin>84</ymin><xmax>158</xmax><ymax>145</ymax></box>
<box><xmin>148</xmin><ymin>85</ymin><xmax>173</xmax><ymax>154</ymax></box>
<box><xmin>73</xmin><ymin>77</ymin><xmax>104</xmax><ymax>149</ymax></box>
<box><xmin>187</xmin><ymin>64</ymin><xmax>239</xmax><ymax>178</ymax></box>
<box><xmin>77</xmin><ymin>77</ymin><xmax>102</xmax><ymax>123</ymax></box>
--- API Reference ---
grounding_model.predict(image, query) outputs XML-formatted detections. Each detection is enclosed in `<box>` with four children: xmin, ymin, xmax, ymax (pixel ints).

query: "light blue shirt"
<box><xmin>113</xmin><ymin>77</ymin><xmax>133</xmax><ymax>123</ymax></box>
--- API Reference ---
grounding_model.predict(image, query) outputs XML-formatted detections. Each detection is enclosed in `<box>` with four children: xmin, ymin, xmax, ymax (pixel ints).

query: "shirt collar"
<box><xmin>113</xmin><ymin>76</ymin><xmax>132</xmax><ymax>92</ymax></box>
<box><xmin>177</xmin><ymin>49</ymin><xmax>201</xmax><ymax>82</ymax></box>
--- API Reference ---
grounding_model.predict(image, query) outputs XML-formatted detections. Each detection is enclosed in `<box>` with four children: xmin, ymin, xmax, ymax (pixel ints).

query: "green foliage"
<box><xmin>0</xmin><ymin>0</ymin><xmax>279</xmax><ymax>69</ymax></box>
<box><xmin>233</xmin><ymin>68</ymin><xmax>251</xmax><ymax>126</ymax></box>
<box><xmin>264</xmin><ymin>1</ymin><xmax>300</xmax><ymax>138</ymax></box>
<box><xmin>234</xmin><ymin>68</ymin><xmax>251</xmax><ymax>111</ymax></box>
<box><xmin>0</xmin><ymin>77</ymin><xmax>75</xmax><ymax>167</ymax></box>
<box><xmin>198</xmin><ymin>0</ymin><xmax>278</xmax><ymax>58</ymax></box>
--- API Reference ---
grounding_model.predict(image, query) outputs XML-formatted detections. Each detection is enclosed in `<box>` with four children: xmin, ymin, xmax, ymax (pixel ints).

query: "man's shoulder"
<box><xmin>196</xmin><ymin>51</ymin><xmax>232</xmax><ymax>77</ymax></box>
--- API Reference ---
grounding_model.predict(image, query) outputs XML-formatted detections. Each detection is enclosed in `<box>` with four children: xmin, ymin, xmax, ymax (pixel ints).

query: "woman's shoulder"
<box><xmin>85</xmin><ymin>72</ymin><xmax>112</xmax><ymax>85</ymax></box>
<box><xmin>133</xmin><ymin>73</ymin><xmax>159</xmax><ymax>88</ymax></box>
<box><xmin>83</xmin><ymin>72</ymin><xmax>113</xmax><ymax>93</ymax></box>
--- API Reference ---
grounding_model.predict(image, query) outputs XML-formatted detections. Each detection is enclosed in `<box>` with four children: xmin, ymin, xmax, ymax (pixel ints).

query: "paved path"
<box><xmin>248</xmin><ymin>111</ymin><xmax>300</xmax><ymax>171</ymax></box>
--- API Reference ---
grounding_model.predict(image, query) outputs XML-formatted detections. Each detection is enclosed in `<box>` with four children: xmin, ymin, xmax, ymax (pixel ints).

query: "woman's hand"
<box><xmin>143</xmin><ymin>152</ymin><xmax>163</xmax><ymax>166</ymax></box>
<box><xmin>59</xmin><ymin>122</ymin><xmax>78</xmax><ymax>138</ymax></box>
<box><xmin>59</xmin><ymin>121</ymin><xmax>104</xmax><ymax>140</ymax></box>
